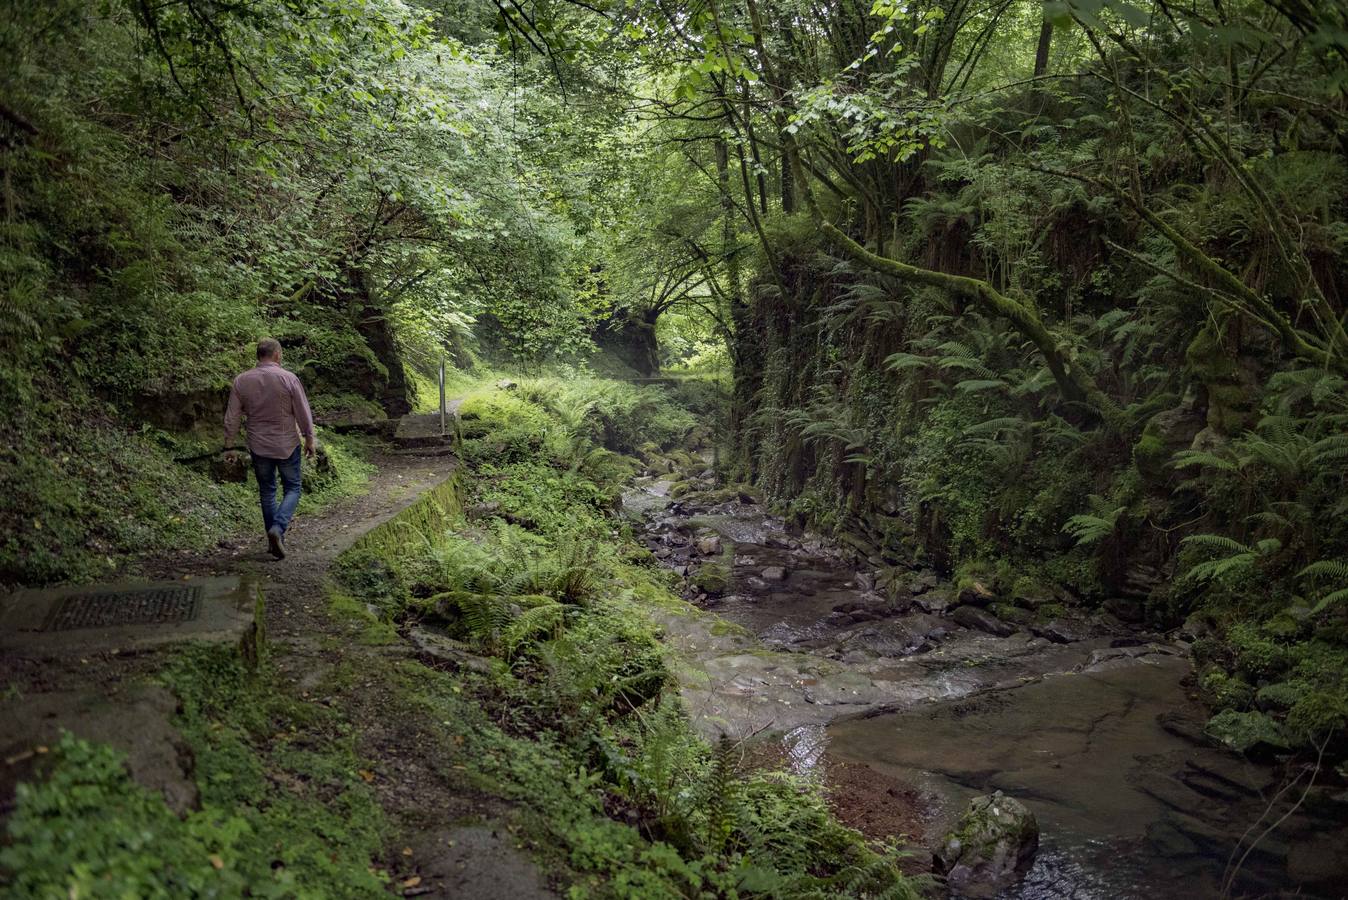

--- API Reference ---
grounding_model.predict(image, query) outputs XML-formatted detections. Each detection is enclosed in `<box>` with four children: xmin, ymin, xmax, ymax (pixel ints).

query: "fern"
<box><xmin>503</xmin><ymin>600</ymin><xmax>564</xmax><ymax>654</ymax></box>
<box><xmin>1063</xmin><ymin>506</ymin><xmax>1126</xmax><ymax>546</ymax></box>
<box><xmin>1180</xmin><ymin>535</ymin><xmax>1282</xmax><ymax>584</ymax></box>
<box><xmin>1298</xmin><ymin>559</ymin><xmax>1348</xmax><ymax>582</ymax></box>
<box><xmin>1171</xmin><ymin>449</ymin><xmax>1237</xmax><ymax>471</ymax></box>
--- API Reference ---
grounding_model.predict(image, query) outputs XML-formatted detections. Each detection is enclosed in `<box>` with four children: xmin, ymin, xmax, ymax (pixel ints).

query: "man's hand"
<box><xmin>304</xmin><ymin>437</ymin><xmax>317</xmax><ymax>460</ymax></box>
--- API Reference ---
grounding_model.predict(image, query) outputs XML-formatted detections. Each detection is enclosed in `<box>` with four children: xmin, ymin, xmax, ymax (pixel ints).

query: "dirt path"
<box><xmin>162</xmin><ymin>449</ymin><xmax>557</xmax><ymax>899</ymax></box>
<box><xmin>7</xmin><ymin>448</ymin><xmax>556</xmax><ymax>899</ymax></box>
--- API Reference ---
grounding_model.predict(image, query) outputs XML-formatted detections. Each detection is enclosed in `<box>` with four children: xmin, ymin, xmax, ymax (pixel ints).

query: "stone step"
<box><xmin>393</xmin><ymin>412</ymin><xmax>459</xmax><ymax>449</ymax></box>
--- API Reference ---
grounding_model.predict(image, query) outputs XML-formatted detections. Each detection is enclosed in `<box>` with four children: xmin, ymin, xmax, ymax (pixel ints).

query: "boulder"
<box><xmin>937</xmin><ymin>791</ymin><xmax>1039</xmax><ymax>897</ymax></box>
<box><xmin>761</xmin><ymin>565</ymin><xmax>788</xmax><ymax>582</ymax></box>
<box><xmin>957</xmin><ymin>581</ymin><xmax>997</xmax><ymax>606</ymax></box>
<box><xmin>1031</xmin><ymin>619</ymin><xmax>1090</xmax><ymax>644</ymax></box>
<box><xmin>696</xmin><ymin>535</ymin><xmax>723</xmax><ymax>555</ymax></box>
<box><xmin>952</xmin><ymin>605</ymin><xmax>1016</xmax><ymax>637</ymax></box>
<box><xmin>407</xmin><ymin>628</ymin><xmax>497</xmax><ymax>675</ymax></box>
<box><xmin>914</xmin><ymin>590</ymin><xmax>954</xmax><ymax>616</ymax></box>
<box><xmin>988</xmin><ymin>603</ymin><xmax>1034</xmax><ymax>627</ymax></box>
<box><xmin>1203</xmin><ymin>710</ymin><xmax>1291</xmax><ymax>757</ymax></box>
<box><xmin>908</xmin><ymin>570</ymin><xmax>940</xmax><ymax>595</ymax></box>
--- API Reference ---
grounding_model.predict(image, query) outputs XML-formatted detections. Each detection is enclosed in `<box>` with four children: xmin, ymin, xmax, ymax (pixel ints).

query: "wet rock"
<box><xmin>761</xmin><ymin>565</ymin><xmax>788</xmax><ymax>582</ymax></box>
<box><xmin>937</xmin><ymin>791</ymin><xmax>1039</xmax><ymax>898</ymax></box>
<box><xmin>764</xmin><ymin>533</ymin><xmax>797</xmax><ymax>550</ymax></box>
<box><xmin>957</xmin><ymin>581</ymin><xmax>997</xmax><ymax>607</ymax></box>
<box><xmin>407</xmin><ymin>628</ymin><xmax>497</xmax><ymax>675</ymax></box>
<box><xmin>988</xmin><ymin>603</ymin><xmax>1033</xmax><ymax>627</ymax></box>
<box><xmin>1158</xmin><ymin>710</ymin><xmax>1209</xmax><ymax>745</ymax></box>
<box><xmin>737</xmin><ymin>489</ymin><xmax>756</xmax><ymax>504</ymax></box>
<box><xmin>1012</xmin><ymin>593</ymin><xmax>1054</xmax><ymax>610</ymax></box>
<box><xmin>744</xmin><ymin>576</ymin><xmax>770</xmax><ymax>591</ymax></box>
<box><xmin>1031</xmin><ymin>619</ymin><xmax>1089</xmax><ymax>644</ymax></box>
<box><xmin>696</xmin><ymin>535</ymin><xmax>723</xmax><ymax>555</ymax></box>
<box><xmin>1146</xmin><ymin>818</ymin><xmax>1200</xmax><ymax>858</ymax></box>
<box><xmin>914</xmin><ymin>590</ymin><xmax>954</xmax><ymax>615</ymax></box>
<box><xmin>951</xmin><ymin>605</ymin><xmax>1016</xmax><ymax>638</ymax></box>
<box><xmin>908</xmin><ymin>570</ymin><xmax>940</xmax><ymax>595</ymax></box>
<box><xmin>1178</xmin><ymin>612</ymin><xmax>1214</xmax><ymax>641</ymax></box>
<box><xmin>1286</xmin><ymin>828</ymin><xmax>1348</xmax><ymax>888</ymax></box>
<box><xmin>1104</xmin><ymin>595</ymin><xmax>1146</xmax><ymax>623</ymax></box>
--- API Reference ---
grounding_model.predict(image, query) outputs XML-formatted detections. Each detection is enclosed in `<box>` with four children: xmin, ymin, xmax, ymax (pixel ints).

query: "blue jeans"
<box><xmin>251</xmin><ymin>446</ymin><xmax>302</xmax><ymax>534</ymax></box>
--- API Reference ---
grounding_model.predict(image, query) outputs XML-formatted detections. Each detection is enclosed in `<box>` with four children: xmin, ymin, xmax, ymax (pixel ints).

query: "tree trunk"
<box><xmin>1033</xmin><ymin>17</ymin><xmax>1053</xmax><ymax>77</ymax></box>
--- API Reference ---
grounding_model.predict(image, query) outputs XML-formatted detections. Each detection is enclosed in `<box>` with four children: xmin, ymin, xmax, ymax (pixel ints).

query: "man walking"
<box><xmin>224</xmin><ymin>338</ymin><xmax>317</xmax><ymax>559</ymax></box>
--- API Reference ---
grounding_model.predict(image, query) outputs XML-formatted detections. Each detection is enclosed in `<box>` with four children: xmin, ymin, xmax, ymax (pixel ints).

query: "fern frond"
<box><xmin>1298</xmin><ymin>559</ymin><xmax>1348</xmax><ymax>582</ymax></box>
<box><xmin>1171</xmin><ymin>450</ymin><xmax>1237</xmax><ymax>471</ymax></box>
<box><xmin>1181</xmin><ymin>534</ymin><xmax>1251</xmax><ymax>555</ymax></box>
<box><xmin>1310</xmin><ymin>588</ymin><xmax>1348</xmax><ymax>615</ymax></box>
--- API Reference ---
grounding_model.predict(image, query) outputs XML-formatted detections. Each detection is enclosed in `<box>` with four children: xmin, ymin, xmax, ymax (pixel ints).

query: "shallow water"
<box><xmin>827</xmin><ymin>658</ymin><xmax>1245</xmax><ymax>898</ymax></box>
<box><xmin>623</xmin><ymin>486</ymin><xmax>1325</xmax><ymax>898</ymax></box>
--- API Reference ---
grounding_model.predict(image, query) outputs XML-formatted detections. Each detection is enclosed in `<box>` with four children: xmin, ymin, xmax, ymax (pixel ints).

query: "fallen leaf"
<box><xmin>358</xmin><ymin>769</ymin><xmax>375</xmax><ymax>783</ymax></box>
<box><xmin>401</xmin><ymin>847</ymin><xmax>413</xmax><ymax>857</ymax></box>
<box><xmin>209</xmin><ymin>854</ymin><xmax>224</xmax><ymax>870</ymax></box>
<box><xmin>401</xmin><ymin>876</ymin><xmax>421</xmax><ymax>888</ymax></box>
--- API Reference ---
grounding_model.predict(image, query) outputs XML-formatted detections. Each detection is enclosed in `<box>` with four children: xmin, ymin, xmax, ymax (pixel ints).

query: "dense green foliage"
<box><xmin>454</xmin><ymin>0</ymin><xmax>1348</xmax><ymax>756</ymax></box>
<box><xmin>2</xmin><ymin>646</ymin><xmax>389</xmax><ymax>897</ymax></box>
<box><xmin>4</xmin><ymin>0</ymin><xmax>1348</xmax><ymax>889</ymax></box>
<box><xmin>332</xmin><ymin>380</ymin><xmax>918</xmax><ymax>897</ymax></box>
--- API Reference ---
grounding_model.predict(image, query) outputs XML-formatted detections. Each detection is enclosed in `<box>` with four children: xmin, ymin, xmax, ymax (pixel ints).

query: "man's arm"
<box><xmin>290</xmin><ymin>374</ymin><xmax>318</xmax><ymax>458</ymax></box>
<box><xmin>224</xmin><ymin>380</ymin><xmax>243</xmax><ymax>449</ymax></box>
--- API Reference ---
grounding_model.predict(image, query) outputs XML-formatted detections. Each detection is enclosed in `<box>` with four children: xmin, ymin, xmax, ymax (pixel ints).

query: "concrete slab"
<box><xmin>0</xmin><ymin>685</ymin><xmax>199</xmax><ymax>814</ymax></box>
<box><xmin>0</xmin><ymin>575</ymin><xmax>258</xmax><ymax>658</ymax></box>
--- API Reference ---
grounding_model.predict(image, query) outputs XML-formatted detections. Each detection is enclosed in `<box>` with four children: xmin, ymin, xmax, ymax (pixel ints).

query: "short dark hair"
<box><xmin>256</xmin><ymin>338</ymin><xmax>282</xmax><ymax>360</ymax></box>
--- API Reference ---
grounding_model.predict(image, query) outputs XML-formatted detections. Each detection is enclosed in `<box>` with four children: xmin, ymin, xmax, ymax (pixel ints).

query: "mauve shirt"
<box><xmin>224</xmin><ymin>362</ymin><xmax>316</xmax><ymax>459</ymax></box>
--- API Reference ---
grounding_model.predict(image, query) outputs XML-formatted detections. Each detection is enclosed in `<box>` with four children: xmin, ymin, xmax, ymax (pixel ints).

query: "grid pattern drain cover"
<box><xmin>44</xmin><ymin>586</ymin><xmax>203</xmax><ymax>631</ymax></box>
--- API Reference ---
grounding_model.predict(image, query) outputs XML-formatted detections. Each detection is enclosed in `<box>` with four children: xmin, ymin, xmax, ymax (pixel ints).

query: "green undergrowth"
<box><xmin>0</xmin><ymin>644</ymin><xmax>389</xmax><ymax>897</ymax></box>
<box><xmin>333</xmin><ymin>379</ymin><xmax>919</xmax><ymax>898</ymax></box>
<box><xmin>0</xmin><ymin>382</ymin><xmax>374</xmax><ymax>587</ymax></box>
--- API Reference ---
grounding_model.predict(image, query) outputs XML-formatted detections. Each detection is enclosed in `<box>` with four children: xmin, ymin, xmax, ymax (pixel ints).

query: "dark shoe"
<box><xmin>267</xmin><ymin>526</ymin><xmax>287</xmax><ymax>560</ymax></box>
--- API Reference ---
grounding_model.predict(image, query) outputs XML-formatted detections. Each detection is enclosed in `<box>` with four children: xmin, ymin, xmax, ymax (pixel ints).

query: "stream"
<box><xmin>621</xmin><ymin>474</ymin><xmax>1336</xmax><ymax>899</ymax></box>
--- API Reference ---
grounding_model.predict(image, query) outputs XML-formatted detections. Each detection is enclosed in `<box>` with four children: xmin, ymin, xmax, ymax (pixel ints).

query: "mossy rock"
<box><xmin>668</xmin><ymin>480</ymin><xmax>696</xmax><ymax>499</ymax></box>
<box><xmin>1254</xmin><ymin>680</ymin><xmax>1307</xmax><ymax>713</ymax></box>
<box><xmin>1204</xmin><ymin>709</ymin><xmax>1291</xmax><ymax>756</ymax></box>
<box><xmin>989</xmin><ymin>603</ymin><xmax>1034</xmax><ymax>627</ymax></box>
<box><xmin>1199</xmin><ymin>669</ymin><xmax>1254</xmax><ymax>712</ymax></box>
<box><xmin>1034</xmin><ymin>602</ymin><xmax>1067</xmax><ymax>623</ymax></box>
<box><xmin>696</xmin><ymin>487</ymin><xmax>741</xmax><ymax>506</ymax></box>
<box><xmin>692</xmin><ymin>561</ymin><xmax>729</xmax><ymax>596</ymax></box>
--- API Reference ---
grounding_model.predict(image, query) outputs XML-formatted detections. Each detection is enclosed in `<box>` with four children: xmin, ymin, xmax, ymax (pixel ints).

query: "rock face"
<box><xmin>938</xmin><ymin>791</ymin><xmax>1039</xmax><ymax>897</ymax></box>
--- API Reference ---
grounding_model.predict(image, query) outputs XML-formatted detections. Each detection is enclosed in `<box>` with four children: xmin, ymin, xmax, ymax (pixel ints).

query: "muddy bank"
<box><xmin>622</xmin><ymin>471</ymin><xmax>1348</xmax><ymax>899</ymax></box>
